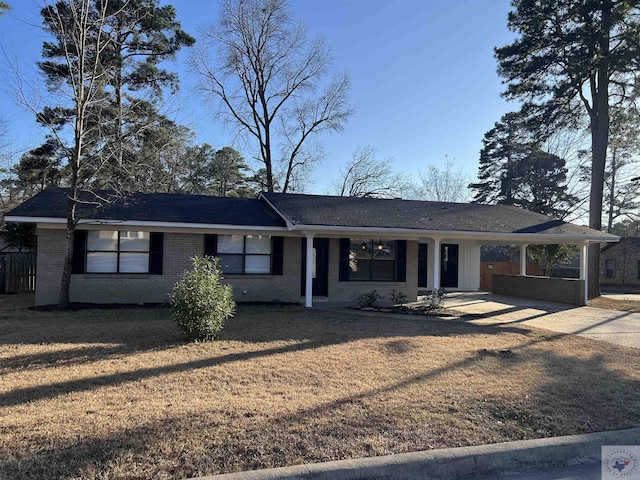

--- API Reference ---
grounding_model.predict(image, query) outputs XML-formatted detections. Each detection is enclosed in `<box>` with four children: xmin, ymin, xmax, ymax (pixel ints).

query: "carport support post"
<box><xmin>520</xmin><ymin>244</ymin><xmax>528</xmax><ymax>276</ymax></box>
<box><xmin>579</xmin><ymin>242</ymin><xmax>589</xmax><ymax>306</ymax></box>
<box><xmin>433</xmin><ymin>237</ymin><xmax>441</xmax><ymax>290</ymax></box>
<box><xmin>304</xmin><ymin>232</ymin><xmax>315</xmax><ymax>308</ymax></box>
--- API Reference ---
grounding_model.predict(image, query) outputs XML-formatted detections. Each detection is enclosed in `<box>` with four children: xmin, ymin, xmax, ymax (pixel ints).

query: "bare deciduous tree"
<box><xmin>415</xmin><ymin>157</ymin><xmax>469</xmax><ymax>202</ymax></box>
<box><xmin>191</xmin><ymin>0</ymin><xmax>353</xmax><ymax>192</ymax></box>
<box><xmin>331</xmin><ymin>146</ymin><xmax>410</xmax><ymax>198</ymax></box>
<box><xmin>15</xmin><ymin>0</ymin><xmax>117</xmax><ymax>309</ymax></box>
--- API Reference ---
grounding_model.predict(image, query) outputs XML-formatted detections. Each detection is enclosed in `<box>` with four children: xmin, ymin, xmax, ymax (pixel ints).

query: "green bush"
<box><xmin>169</xmin><ymin>256</ymin><xmax>235</xmax><ymax>341</ymax></box>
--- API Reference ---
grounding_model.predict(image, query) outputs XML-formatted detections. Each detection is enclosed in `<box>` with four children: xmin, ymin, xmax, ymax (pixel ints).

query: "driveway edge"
<box><xmin>195</xmin><ymin>427</ymin><xmax>640</xmax><ymax>479</ymax></box>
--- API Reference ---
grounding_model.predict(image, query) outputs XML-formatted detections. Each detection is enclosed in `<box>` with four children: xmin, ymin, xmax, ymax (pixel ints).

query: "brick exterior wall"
<box><xmin>324</xmin><ymin>238</ymin><xmax>419</xmax><ymax>304</ymax></box>
<box><xmin>36</xmin><ymin>230</ymin><xmax>420</xmax><ymax>306</ymax></box>
<box><xmin>493</xmin><ymin>274</ymin><xmax>585</xmax><ymax>305</ymax></box>
<box><xmin>599</xmin><ymin>238</ymin><xmax>640</xmax><ymax>286</ymax></box>
<box><xmin>36</xmin><ymin>229</ymin><xmax>302</xmax><ymax>306</ymax></box>
<box><xmin>35</xmin><ymin>229</ymin><xmax>67</xmax><ymax>306</ymax></box>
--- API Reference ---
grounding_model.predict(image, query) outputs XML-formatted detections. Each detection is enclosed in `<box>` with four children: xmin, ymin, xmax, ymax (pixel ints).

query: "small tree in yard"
<box><xmin>169</xmin><ymin>256</ymin><xmax>235</xmax><ymax>341</ymax></box>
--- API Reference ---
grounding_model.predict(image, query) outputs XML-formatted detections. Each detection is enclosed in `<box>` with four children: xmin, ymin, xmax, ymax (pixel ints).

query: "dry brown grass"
<box><xmin>590</xmin><ymin>296</ymin><xmax>640</xmax><ymax>313</ymax></box>
<box><xmin>1</xmin><ymin>293</ymin><xmax>639</xmax><ymax>480</ymax></box>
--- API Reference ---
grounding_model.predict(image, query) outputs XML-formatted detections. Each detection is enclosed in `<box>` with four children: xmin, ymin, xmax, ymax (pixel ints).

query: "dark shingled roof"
<box><xmin>6</xmin><ymin>187</ymin><xmax>287</xmax><ymax>228</ymax></box>
<box><xmin>262</xmin><ymin>192</ymin><xmax>615</xmax><ymax>238</ymax></box>
<box><xmin>601</xmin><ymin>236</ymin><xmax>640</xmax><ymax>252</ymax></box>
<box><xmin>6</xmin><ymin>188</ymin><xmax>618</xmax><ymax>240</ymax></box>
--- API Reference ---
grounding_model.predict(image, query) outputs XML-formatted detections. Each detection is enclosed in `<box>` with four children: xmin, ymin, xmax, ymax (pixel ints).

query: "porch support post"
<box><xmin>579</xmin><ymin>242</ymin><xmax>589</xmax><ymax>306</ymax></box>
<box><xmin>520</xmin><ymin>244</ymin><xmax>528</xmax><ymax>276</ymax></box>
<box><xmin>304</xmin><ymin>232</ymin><xmax>315</xmax><ymax>308</ymax></box>
<box><xmin>432</xmin><ymin>237</ymin><xmax>441</xmax><ymax>290</ymax></box>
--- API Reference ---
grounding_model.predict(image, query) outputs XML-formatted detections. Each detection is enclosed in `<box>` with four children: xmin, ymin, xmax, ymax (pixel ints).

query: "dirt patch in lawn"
<box><xmin>1</xmin><ymin>293</ymin><xmax>639</xmax><ymax>479</ymax></box>
<box><xmin>590</xmin><ymin>296</ymin><xmax>640</xmax><ymax>313</ymax></box>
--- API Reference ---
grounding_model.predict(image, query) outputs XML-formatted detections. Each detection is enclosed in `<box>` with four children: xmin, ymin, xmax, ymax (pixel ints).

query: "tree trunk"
<box><xmin>586</xmin><ymin>1</ymin><xmax>612</xmax><ymax>300</ymax></box>
<box><xmin>588</xmin><ymin>119</ymin><xmax>608</xmax><ymax>299</ymax></box>
<box><xmin>607</xmin><ymin>147</ymin><xmax>616</xmax><ymax>233</ymax></box>
<box><xmin>58</xmin><ymin>218</ymin><xmax>76</xmax><ymax>309</ymax></box>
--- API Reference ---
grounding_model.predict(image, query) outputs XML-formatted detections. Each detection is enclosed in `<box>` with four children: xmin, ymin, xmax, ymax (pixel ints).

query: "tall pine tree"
<box><xmin>36</xmin><ymin>0</ymin><xmax>192</xmax><ymax>308</ymax></box>
<box><xmin>471</xmin><ymin>111</ymin><xmax>576</xmax><ymax>219</ymax></box>
<box><xmin>470</xmin><ymin>111</ymin><xmax>533</xmax><ymax>205</ymax></box>
<box><xmin>495</xmin><ymin>0</ymin><xmax>640</xmax><ymax>297</ymax></box>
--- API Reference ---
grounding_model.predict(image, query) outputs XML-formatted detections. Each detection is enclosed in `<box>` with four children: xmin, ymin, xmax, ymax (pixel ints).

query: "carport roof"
<box><xmin>261</xmin><ymin>192</ymin><xmax>618</xmax><ymax>241</ymax></box>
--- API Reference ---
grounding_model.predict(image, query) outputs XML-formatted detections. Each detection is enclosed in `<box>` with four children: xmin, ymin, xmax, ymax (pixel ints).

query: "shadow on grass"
<box><xmin>2</xmin><ymin>335</ymin><xmax>639</xmax><ymax>480</ymax></box>
<box><xmin>224</xmin><ymin>305</ymin><xmax>531</xmax><ymax>343</ymax></box>
<box><xmin>0</xmin><ymin>344</ymin><xmax>154</xmax><ymax>373</ymax></box>
<box><xmin>0</xmin><ymin>304</ymin><xmax>533</xmax><ymax>405</ymax></box>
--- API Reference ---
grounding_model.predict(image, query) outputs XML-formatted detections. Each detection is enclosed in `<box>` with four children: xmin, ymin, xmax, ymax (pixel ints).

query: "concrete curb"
<box><xmin>194</xmin><ymin>427</ymin><xmax>640</xmax><ymax>479</ymax></box>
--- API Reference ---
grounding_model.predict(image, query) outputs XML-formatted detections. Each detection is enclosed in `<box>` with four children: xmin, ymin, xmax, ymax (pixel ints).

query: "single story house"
<box><xmin>600</xmin><ymin>237</ymin><xmax>640</xmax><ymax>287</ymax></box>
<box><xmin>5</xmin><ymin>187</ymin><xmax>618</xmax><ymax>307</ymax></box>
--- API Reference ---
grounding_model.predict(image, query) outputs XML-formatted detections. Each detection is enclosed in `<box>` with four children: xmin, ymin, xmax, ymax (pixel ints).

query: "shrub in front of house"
<box><xmin>352</xmin><ymin>290</ymin><xmax>384</xmax><ymax>308</ymax></box>
<box><xmin>169</xmin><ymin>256</ymin><xmax>235</xmax><ymax>341</ymax></box>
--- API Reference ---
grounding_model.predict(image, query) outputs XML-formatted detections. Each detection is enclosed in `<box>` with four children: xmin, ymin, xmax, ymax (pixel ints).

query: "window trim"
<box><xmin>85</xmin><ymin>230</ymin><xmax>151</xmax><ymax>274</ymax></box>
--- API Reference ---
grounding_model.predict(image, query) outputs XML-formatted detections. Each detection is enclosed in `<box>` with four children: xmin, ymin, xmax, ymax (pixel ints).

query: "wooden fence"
<box><xmin>480</xmin><ymin>261</ymin><xmax>540</xmax><ymax>292</ymax></box>
<box><xmin>0</xmin><ymin>252</ymin><xmax>37</xmax><ymax>294</ymax></box>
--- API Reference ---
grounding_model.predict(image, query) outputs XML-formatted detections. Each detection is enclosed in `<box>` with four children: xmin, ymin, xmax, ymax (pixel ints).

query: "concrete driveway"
<box><xmin>443</xmin><ymin>291</ymin><xmax>640</xmax><ymax>349</ymax></box>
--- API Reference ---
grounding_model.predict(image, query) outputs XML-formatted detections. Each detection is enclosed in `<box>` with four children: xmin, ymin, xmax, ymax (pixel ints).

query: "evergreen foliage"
<box><xmin>527</xmin><ymin>244</ymin><xmax>578</xmax><ymax>277</ymax></box>
<box><xmin>169</xmin><ymin>256</ymin><xmax>235</xmax><ymax>342</ymax></box>
<box><xmin>495</xmin><ymin>0</ymin><xmax>640</xmax><ymax>296</ymax></box>
<box><xmin>470</xmin><ymin>112</ymin><xmax>533</xmax><ymax>205</ymax></box>
<box><xmin>34</xmin><ymin>0</ymin><xmax>194</xmax><ymax>308</ymax></box>
<box><xmin>470</xmin><ymin>111</ymin><xmax>577</xmax><ymax>219</ymax></box>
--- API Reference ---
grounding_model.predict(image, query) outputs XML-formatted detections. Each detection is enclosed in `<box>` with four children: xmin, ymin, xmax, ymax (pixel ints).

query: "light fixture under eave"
<box><xmin>376</xmin><ymin>239</ymin><xmax>384</xmax><ymax>251</ymax></box>
<box><xmin>361</xmin><ymin>242</ymin><xmax>367</xmax><ymax>250</ymax></box>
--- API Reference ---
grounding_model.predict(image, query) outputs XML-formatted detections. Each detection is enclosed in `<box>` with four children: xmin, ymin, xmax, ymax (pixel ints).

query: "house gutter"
<box><xmin>283</xmin><ymin>224</ymin><xmax>619</xmax><ymax>244</ymax></box>
<box><xmin>4</xmin><ymin>216</ymin><xmax>289</xmax><ymax>233</ymax></box>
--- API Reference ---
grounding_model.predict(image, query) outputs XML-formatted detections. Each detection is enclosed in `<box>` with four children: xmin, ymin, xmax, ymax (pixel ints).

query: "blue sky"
<box><xmin>0</xmin><ymin>0</ymin><xmax>516</xmax><ymax>193</ymax></box>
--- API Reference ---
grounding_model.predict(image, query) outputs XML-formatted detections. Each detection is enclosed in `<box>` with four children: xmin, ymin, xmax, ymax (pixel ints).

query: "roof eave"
<box><xmin>6</xmin><ymin>216</ymin><xmax>289</xmax><ymax>232</ymax></box>
<box><xmin>289</xmin><ymin>224</ymin><xmax>619</xmax><ymax>243</ymax></box>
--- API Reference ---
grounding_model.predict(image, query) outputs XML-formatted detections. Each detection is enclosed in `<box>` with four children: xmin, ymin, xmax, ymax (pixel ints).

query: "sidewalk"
<box><xmin>194</xmin><ymin>428</ymin><xmax>640</xmax><ymax>480</ymax></box>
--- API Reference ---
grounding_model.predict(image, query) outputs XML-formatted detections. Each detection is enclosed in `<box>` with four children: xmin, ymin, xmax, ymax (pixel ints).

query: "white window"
<box><xmin>86</xmin><ymin>231</ymin><xmax>150</xmax><ymax>273</ymax></box>
<box><xmin>217</xmin><ymin>235</ymin><xmax>271</xmax><ymax>274</ymax></box>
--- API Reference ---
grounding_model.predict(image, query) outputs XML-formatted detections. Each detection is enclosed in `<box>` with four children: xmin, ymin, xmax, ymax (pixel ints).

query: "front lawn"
<box><xmin>589</xmin><ymin>296</ymin><xmax>640</xmax><ymax>313</ymax></box>
<box><xmin>1</xmin><ymin>294</ymin><xmax>639</xmax><ymax>479</ymax></box>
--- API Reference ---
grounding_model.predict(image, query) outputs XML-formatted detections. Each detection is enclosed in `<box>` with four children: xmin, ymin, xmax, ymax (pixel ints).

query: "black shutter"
<box><xmin>339</xmin><ymin>238</ymin><xmax>350</xmax><ymax>282</ymax></box>
<box><xmin>396</xmin><ymin>240</ymin><xmax>407</xmax><ymax>282</ymax></box>
<box><xmin>149</xmin><ymin>232</ymin><xmax>164</xmax><ymax>275</ymax></box>
<box><xmin>418</xmin><ymin>243</ymin><xmax>428</xmax><ymax>288</ymax></box>
<box><xmin>71</xmin><ymin>230</ymin><xmax>87</xmax><ymax>274</ymax></box>
<box><xmin>204</xmin><ymin>234</ymin><xmax>217</xmax><ymax>256</ymax></box>
<box><xmin>271</xmin><ymin>236</ymin><xmax>284</xmax><ymax>275</ymax></box>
